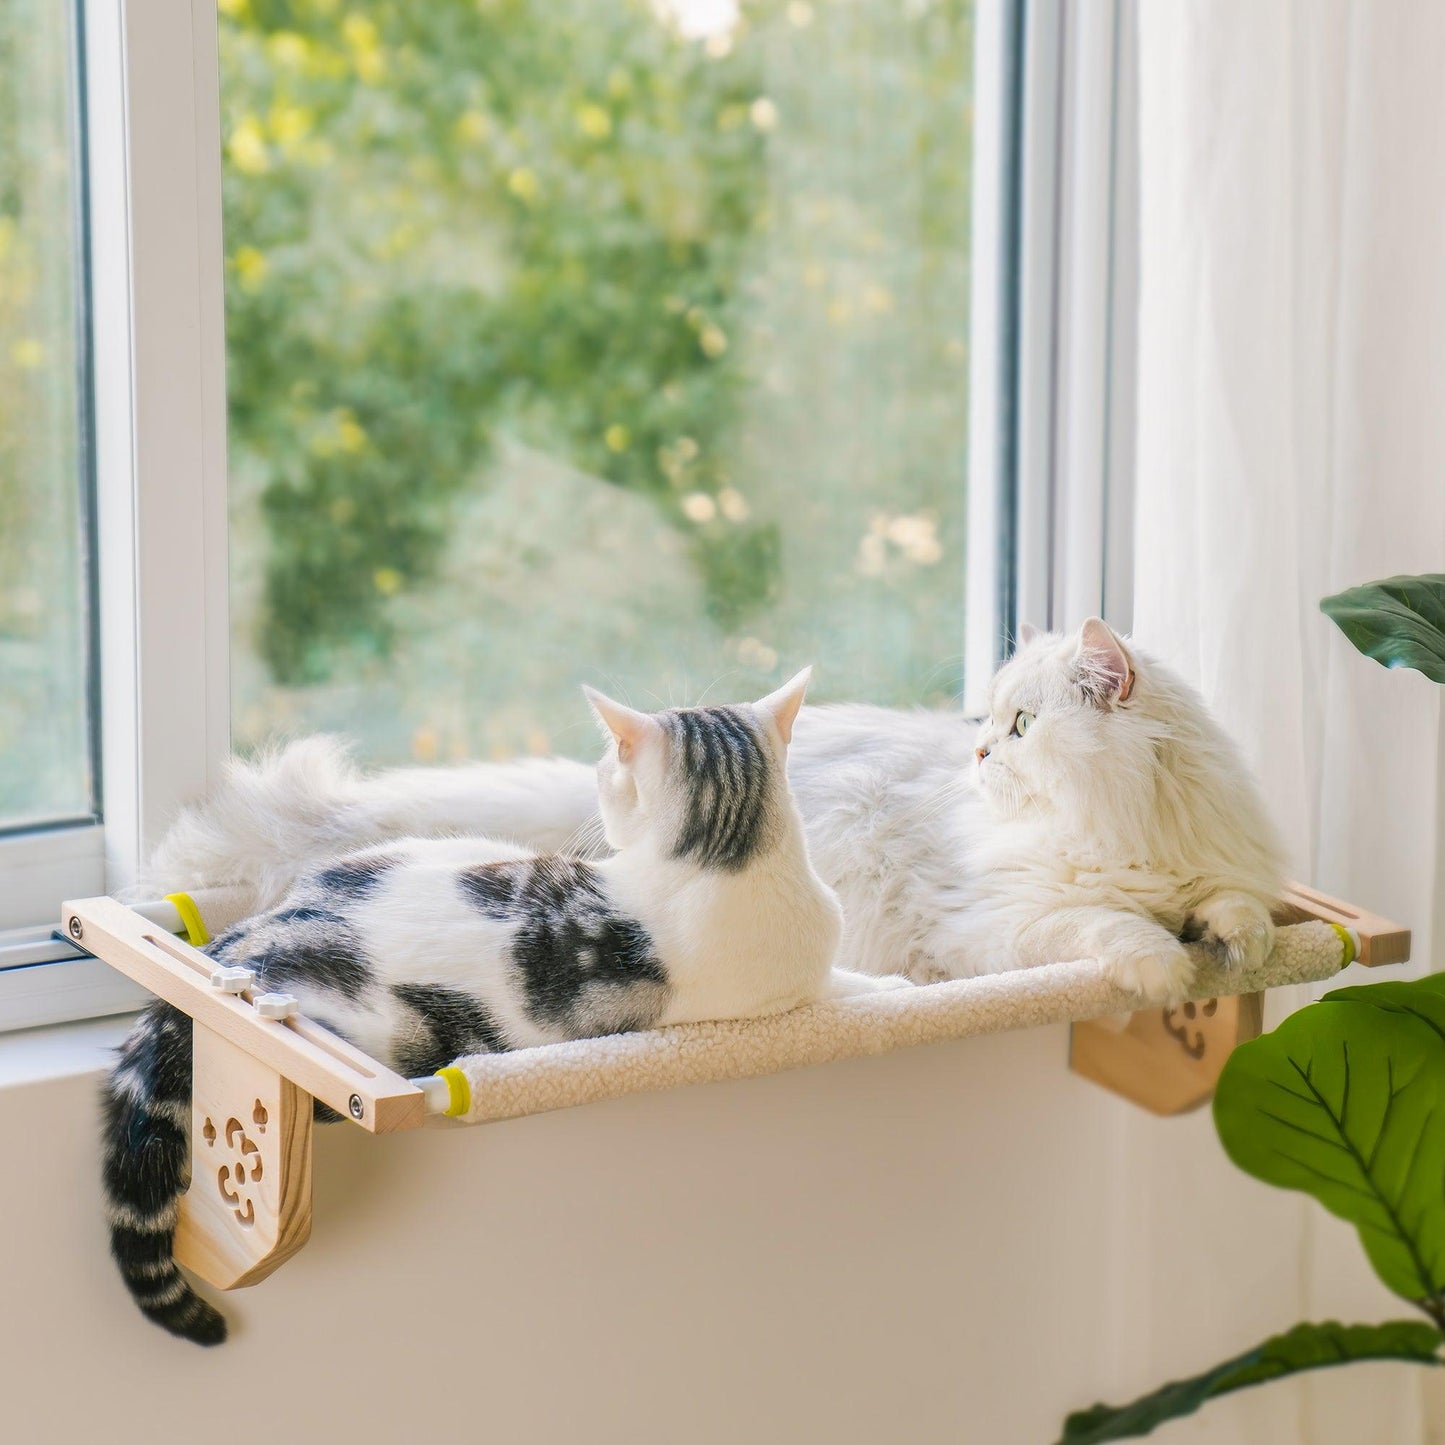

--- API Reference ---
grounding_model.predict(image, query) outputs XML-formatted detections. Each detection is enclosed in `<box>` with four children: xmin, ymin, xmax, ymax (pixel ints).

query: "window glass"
<box><xmin>0</xmin><ymin>1</ymin><xmax>95</xmax><ymax>828</ymax></box>
<box><xmin>222</xmin><ymin>0</ymin><xmax>975</xmax><ymax>763</ymax></box>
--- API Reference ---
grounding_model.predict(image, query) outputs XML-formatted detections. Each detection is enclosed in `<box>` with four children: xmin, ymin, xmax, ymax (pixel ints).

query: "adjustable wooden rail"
<box><xmin>63</xmin><ymin>884</ymin><xmax>1408</xmax><ymax>1295</ymax></box>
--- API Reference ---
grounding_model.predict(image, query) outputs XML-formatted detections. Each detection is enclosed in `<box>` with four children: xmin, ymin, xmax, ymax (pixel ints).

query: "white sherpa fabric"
<box><xmin>446</xmin><ymin>920</ymin><xmax>1346</xmax><ymax>1125</ymax></box>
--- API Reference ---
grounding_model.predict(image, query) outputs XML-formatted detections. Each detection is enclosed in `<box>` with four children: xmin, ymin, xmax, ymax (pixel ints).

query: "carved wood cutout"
<box><xmin>1069</xmin><ymin>992</ymin><xmax>1265</xmax><ymax>1116</ymax></box>
<box><xmin>175</xmin><ymin>1022</ymin><xmax>314</xmax><ymax>1290</ymax></box>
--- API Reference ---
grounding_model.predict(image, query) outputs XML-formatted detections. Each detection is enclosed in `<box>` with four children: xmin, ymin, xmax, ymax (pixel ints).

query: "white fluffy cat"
<box><xmin>147</xmin><ymin>619</ymin><xmax>1286</xmax><ymax>1004</ymax></box>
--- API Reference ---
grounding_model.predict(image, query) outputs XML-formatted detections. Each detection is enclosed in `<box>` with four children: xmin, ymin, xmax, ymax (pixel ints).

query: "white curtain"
<box><xmin>1130</xmin><ymin>5</ymin><xmax>1445</xmax><ymax>1442</ymax></box>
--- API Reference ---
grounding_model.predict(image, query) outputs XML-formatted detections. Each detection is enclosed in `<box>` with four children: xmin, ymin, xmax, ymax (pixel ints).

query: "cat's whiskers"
<box><xmin>911</xmin><ymin>775</ymin><xmax>971</xmax><ymax>828</ymax></box>
<box><xmin>556</xmin><ymin>812</ymin><xmax>608</xmax><ymax>860</ymax></box>
<box><xmin>693</xmin><ymin>669</ymin><xmax>738</xmax><ymax>707</ymax></box>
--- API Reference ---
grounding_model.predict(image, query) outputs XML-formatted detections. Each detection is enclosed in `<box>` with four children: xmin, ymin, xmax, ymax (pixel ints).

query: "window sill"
<box><xmin>0</xmin><ymin>1013</ymin><xmax>133</xmax><ymax>1094</ymax></box>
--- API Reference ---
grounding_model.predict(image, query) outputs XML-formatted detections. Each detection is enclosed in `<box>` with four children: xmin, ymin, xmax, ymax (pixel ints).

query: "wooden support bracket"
<box><xmin>176</xmin><ymin>1025</ymin><xmax>314</xmax><ymax>1288</ymax></box>
<box><xmin>1068</xmin><ymin>883</ymin><xmax>1410</xmax><ymax>1115</ymax></box>
<box><xmin>64</xmin><ymin>895</ymin><xmax>427</xmax><ymax>1291</ymax></box>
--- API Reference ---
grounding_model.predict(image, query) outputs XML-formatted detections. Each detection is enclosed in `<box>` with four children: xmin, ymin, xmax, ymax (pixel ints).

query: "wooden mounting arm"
<box><xmin>65</xmin><ymin>895</ymin><xmax>426</xmax><ymax>1133</ymax></box>
<box><xmin>1272</xmin><ymin>882</ymin><xmax>1410</xmax><ymax>967</ymax></box>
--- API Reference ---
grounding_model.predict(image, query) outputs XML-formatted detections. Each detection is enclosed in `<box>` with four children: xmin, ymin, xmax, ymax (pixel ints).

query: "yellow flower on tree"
<box><xmin>342</xmin><ymin>14</ymin><xmax>386</xmax><ymax>82</ymax></box>
<box><xmin>372</xmin><ymin>567</ymin><xmax>403</xmax><ymax>596</ymax></box>
<box><xmin>234</xmin><ymin>246</ymin><xmax>268</xmax><ymax>292</ymax></box>
<box><xmin>265</xmin><ymin>31</ymin><xmax>310</xmax><ymax>70</ymax></box>
<box><xmin>228</xmin><ymin>116</ymin><xmax>270</xmax><ymax>175</ymax></box>
<box><xmin>342</xmin><ymin>15</ymin><xmax>378</xmax><ymax>49</ymax></box>
<box><xmin>604</xmin><ymin>424</ymin><xmax>631</xmax><ymax>452</ymax></box>
<box><xmin>576</xmin><ymin>103</ymin><xmax>612</xmax><ymax>140</ymax></box>
<box><xmin>454</xmin><ymin>110</ymin><xmax>492</xmax><ymax>145</ymax></box>
<box><xmin>268</xmin><ymin>102</ymin><xmax>315</xmax><ymax>147</ymax></box>
<box><xmin>11</xmin><ymin>338</ymin><xmax>44</xmax><ymax>369</ymax></box>
<box><xmin>336</xmin><ymin>409</ymin><xmax>369</xmax><ymax>454</ymax></box>
<box><xmin>507</xmin><ymin>167</ymin><xmax>540</xmax><ymax>202</ymax></box>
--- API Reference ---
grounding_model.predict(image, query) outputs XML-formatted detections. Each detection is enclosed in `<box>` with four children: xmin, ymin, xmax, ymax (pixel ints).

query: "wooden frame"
<box><xmin>64</xmin><ymin>883</ymin><xmax>1408</xmax><ymax>1290</ymax></box>
<box><xmin>66</xmin><ymin>896</ymin><xmax>426</xmax><ymax>1291</ymax></box>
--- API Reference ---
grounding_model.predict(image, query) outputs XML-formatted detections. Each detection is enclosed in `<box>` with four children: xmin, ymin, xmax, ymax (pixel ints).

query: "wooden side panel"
<box><xmin>1069</xmin><ymin>993</ymin><xmax>1264</xmax><ymax>1116</ymax></box>
<box><xmin>175</xmin><ymin>1024</ymin><xmax>314</xmax><ymax>1290</ymax></box>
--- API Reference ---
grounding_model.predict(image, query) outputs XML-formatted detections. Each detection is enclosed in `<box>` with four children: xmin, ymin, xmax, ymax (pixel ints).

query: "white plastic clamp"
<box><xmin>209</xmin><ymin>965</ymin><xmax>255</xmax><ymax>994</ymax></box>
<box><xmin>253</xmin><ymin>991</ymin><xmax>299</xmax><ymax>1021</ymax></box>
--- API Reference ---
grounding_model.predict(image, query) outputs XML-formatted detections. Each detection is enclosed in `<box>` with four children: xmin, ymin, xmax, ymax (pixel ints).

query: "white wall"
<box><xmin>0</xmin><ymin>1013</ymin><xmax>1418</xmax><ymax>1445</ymax></box>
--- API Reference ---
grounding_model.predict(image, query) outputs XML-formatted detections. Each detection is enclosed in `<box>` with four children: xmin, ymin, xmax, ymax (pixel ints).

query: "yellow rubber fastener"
<box><xmin>165</xmin><ymin>892</ymin><xmax>210</xmax><ymax>948</ymax></box>
<box><xmin>436</xmin><ymin>1066</ymin><xmax>471</xmax><ymax>1118</ymax></box>
<box><xmin>1329</xmin><ymin>921</ymin><xmax>1358</xmax><ymax>969</ymax></box>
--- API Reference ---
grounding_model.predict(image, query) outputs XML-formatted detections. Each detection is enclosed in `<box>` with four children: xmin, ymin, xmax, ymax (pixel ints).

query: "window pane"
<box><xmin>223</xmin><ymin>0</ymin><xmax>974</xmax><ymax>763</ymax></box>
<box><xmin>0</xmin><ymin>2</ymin><xmax>95</xmax><ymax>827</ymax></box>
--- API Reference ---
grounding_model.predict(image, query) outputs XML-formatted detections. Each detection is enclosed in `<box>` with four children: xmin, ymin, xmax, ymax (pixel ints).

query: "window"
<box><xmin>0</xmin><ymin>3</ymin><xmax>97</xmax><ymax>833</ymax></box>
<box><xmin>220</xmin><ymin>1</ymin><xmax>977</xmax><ymax>764</ymax></box>
<box><xmin>0</xmin><ymin>0</ymin><xmax>1135</xmax><ymax>1030</ymax></box>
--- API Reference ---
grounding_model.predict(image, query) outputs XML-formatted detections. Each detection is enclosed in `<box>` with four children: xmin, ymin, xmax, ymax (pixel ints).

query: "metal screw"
<box><xmin>67</xmin><ymin>916</ymin><xmax>83</xmax><ymax>941</ymax></box>
<box><xmin>348</xmin><ymin>1094</ymin><xmax>364</xmax><ymax>1121</ymax></box>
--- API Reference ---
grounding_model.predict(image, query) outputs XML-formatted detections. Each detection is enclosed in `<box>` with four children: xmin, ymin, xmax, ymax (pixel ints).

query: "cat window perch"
<box><xmin>62</xmin><ymin>886</ymin><xmax>1408</xmax><ymax>1294</ymax></box>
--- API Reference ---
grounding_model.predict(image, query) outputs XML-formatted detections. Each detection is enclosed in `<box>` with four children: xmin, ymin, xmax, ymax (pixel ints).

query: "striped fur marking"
<box><xmin>103</xmin><ymin>1002</ymin><xmax>228</xmax><ymax>1346</ymax></box>
<box><xmin>665</xmin><ymin>706</ymin><xmax>775</xmax><ymax>870</ymax></box>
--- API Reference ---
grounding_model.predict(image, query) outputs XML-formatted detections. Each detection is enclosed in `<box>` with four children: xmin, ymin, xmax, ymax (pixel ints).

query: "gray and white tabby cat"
<box><xmin>107</xmin><ymin>672</ymin><xmax>900</xmax><ymax>1345</ymax></box>
<box><xmin>150</xmin><ymin>618</ymin><xmax>1287</xmax><ymax>1007</ymax></box>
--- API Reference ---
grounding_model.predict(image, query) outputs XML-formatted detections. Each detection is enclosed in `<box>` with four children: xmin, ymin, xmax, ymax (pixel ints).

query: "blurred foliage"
<box><xmin>222</xmin><ymin>0</ymin><xmax>782</xmax><ymax>684</ymax></box>
<box><xmin>221</xmin><ymin>0</ymin><xmax>976</xmax><ymax>713</ymax></box>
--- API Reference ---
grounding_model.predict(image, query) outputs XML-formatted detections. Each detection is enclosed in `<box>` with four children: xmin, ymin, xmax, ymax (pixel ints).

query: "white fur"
<box><xmin>143</xmin><ymin>737</ymin><xmax>602</xmax><ymax>908</ymax></box>
<box><xmin>149</xmin><ymin>623</ymin><xmax>1284</xmax><ymax>1005</ymax></box>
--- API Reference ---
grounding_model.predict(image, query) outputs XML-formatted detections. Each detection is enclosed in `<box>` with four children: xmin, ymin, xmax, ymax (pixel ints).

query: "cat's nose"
<box><xmin>975</xmin><ymin>744</ymin><xmax>990</xmax><ymax>764</ymax></box>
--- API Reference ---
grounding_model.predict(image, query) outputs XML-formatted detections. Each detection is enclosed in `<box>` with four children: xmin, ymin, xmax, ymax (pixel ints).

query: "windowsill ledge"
<box><xmin>0</xmin><ymin>1014</ymin><xmax>134</xmax><ymax>1094</ymax></box>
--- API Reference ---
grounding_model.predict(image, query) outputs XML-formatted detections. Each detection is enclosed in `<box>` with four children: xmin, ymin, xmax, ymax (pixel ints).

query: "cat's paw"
<box><xmin>1104</xmin><ymin>937</ymin><xmax>1195</xmax><ymax>1006</ymax></box>
<box><xmin>1190</xmin><ymin>892</ymin><xmax>1274</xmax><ymax>970</ymax></box>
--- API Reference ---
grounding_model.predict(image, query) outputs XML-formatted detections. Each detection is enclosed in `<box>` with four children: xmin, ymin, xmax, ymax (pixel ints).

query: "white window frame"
<box><xmin>1</xmin><ymin>0</ymin><xmax>1136</xmax><ymax>1031</ymax></box>
<box><xmin>0</xmin><ymin>0</ymin><xmax>229</xmax><ymax>1028</ymax></box>
<box><xmin>966</xmin><ymin>0</ymin><xmax>1139</xmax><ymax>714</ymax></box>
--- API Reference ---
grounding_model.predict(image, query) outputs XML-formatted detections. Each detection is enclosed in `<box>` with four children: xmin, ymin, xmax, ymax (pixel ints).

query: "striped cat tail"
<box><xmin>102</xmin><ymin>1002</ymin><xmax>227</xmax><ymax>1345</ymax></box>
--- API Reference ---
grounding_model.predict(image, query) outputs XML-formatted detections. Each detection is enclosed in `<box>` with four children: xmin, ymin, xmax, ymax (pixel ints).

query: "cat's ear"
<box><xmin>582</xmin><ymin>686</ymin><xmax>659</xmax><ymax>764</ymax></box>
<box><xmin>1074</xmin><ymin>618</ymin><xmax>1135</xmax><ymax>704</ymax></box>
<box><xmin>1018</xmin><ymin>622</ymin><xmax>1041</xmax><ymax>647</ymax></box>
<box><xmin>755</xmin><ymin>666</ymin><xmax>811</xmax><ymax>745</ymax></box>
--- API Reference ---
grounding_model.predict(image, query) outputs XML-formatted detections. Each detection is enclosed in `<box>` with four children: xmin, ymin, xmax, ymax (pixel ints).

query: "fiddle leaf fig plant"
<box><xmin>1319</xmin><ymin>573</ymin><xmax>1445</xmax><ymax>682</ymax></box>
<box><xmin>1060</xmin><ymin>1320</ymin><xmax>1443</xmax><ymax>1445</ymax></box>
<box><xmin>1057</xmin><ymin>573</ymin><xmax>1445</xmax><ymax>1443</ymax></box>
<box><xmin>1060</xmin><ymin>974</ymin><xmax>1445</xmax><ymax>1443</ymax></box>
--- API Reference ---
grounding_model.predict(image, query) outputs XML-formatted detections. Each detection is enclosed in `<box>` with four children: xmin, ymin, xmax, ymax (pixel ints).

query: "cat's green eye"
<box><xmin>1011</xmin><ymin>711</ymin><xmax>1034</xmax><ymax>737</ymax></box>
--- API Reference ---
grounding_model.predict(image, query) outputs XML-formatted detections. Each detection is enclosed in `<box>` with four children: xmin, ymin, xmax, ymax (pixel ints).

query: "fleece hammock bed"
<box><xmin>62</xmin><ymin>885</ymin><xmax>1407</xmax><ymax>1292</ymax></box>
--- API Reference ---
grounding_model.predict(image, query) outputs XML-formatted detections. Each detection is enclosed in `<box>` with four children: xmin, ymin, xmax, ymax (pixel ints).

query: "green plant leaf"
<box><xmin>1213</xmin><ymin>972</ymin><xmax>1445</xmax><ymax>1309</ymax></box>
<box><xmin>1059</xmin><ymin>1320</ymin><xmax>1442</xmax><ymax>1444</ymax></box>
<box><xmin>1320</xmin><ymin>574</ymin><xmax>1445</xmax><ymax>683</ymax></box>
